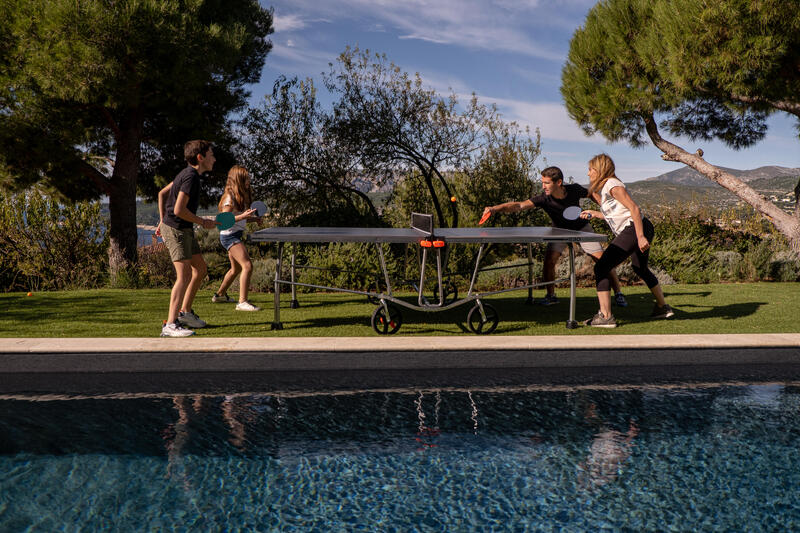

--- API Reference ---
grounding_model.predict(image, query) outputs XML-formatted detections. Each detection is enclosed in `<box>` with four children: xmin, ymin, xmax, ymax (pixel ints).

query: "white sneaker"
<box><xmin>235</xmin><ymin>301</ymin><xmax>261</xmax><ymax>311</ymax></box>
<box><xmin>161</xmin><ymin>321</ymin><xmax>195</xmax><ymax>337</ymax></box>
<box><xmin>178</xmin><ymin>309</ymin><xmax>207</xmax><ymax>328</ymax></box>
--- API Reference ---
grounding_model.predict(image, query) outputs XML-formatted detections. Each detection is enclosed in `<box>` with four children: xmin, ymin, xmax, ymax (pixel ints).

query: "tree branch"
<box><xmin>643</xmin><ymin>113</ymin><xmax>800</xmax><ymax>249</ymax></box>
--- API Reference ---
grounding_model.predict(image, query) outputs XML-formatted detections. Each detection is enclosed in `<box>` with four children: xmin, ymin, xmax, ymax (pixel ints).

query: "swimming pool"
<box><xmin>2</xmin><ymin>379</ymin><xmax>800</xmax><ymax>531</ymax></box>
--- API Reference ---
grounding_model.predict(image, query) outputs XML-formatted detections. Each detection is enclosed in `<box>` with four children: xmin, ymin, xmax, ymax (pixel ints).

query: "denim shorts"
<box><xmin>220</xmin><ymin>230</ymin><xmax>244</xmax><ymax>251</ymax></box>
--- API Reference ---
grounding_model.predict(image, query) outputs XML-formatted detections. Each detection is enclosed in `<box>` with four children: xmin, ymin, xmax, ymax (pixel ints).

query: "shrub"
<box><xmin>0</xmin><ymin>191</ymin><xmax>108</xmax><ymax>291</ymax></box>
<box><xmin>649</xmin><ymin>234</ymin><xmax>717</xmax><ymax>283</ymax></box>
<box><xmin>770</xmin><ymin>250</ymin><xmax>800</xmax><ymax>282</ymax></box>
<box><xmin>135</xmin><ymin>243</ymin><xmax>175</xmax><ymax>288</ymax></box>
<box><xmin>296</xmin><ymin>242</ymin><xmax>401</xmax><ymax>293</ymax></box>
<box><xmin>737</xmin><ymin>239</ymin><xmax>774</xmax><ymax>281</ymax></box>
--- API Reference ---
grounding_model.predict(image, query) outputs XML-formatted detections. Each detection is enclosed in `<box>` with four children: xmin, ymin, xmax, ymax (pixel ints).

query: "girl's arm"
<box><xmin>219</xmin><ymin>200</ymin><xmax>256</xmax><ymax>221</ymax></box>
<box><xmin>580</xmin><ymin>191</ymin><xmax>604</xmax><ymax>220</ymax></box>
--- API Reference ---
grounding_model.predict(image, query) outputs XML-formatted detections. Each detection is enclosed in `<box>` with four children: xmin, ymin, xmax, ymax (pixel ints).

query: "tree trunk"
<box><xmin>108</xmin><ymin>108</ymin><xmax>144</xmax><ymax>279</ymax></box>
<box><xmin>643</xmin><ymin>114</ymin><xmax>800</xmax><ymax>252</ymax></box>
<box><xmin>421</xmin><ymin>171</ymin><xmax>446</xmax><ymax>229</ymax></box>
<box><xmin>431</xmin><ymin>165</ymin><xmax>458</xmax><ymax>228</ymax></box>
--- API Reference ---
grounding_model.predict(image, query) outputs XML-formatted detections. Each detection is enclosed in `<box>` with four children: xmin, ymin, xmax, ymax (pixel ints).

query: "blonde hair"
<box><xmin>587</xmin><ymin>153</ymin><xmax>619</xmax><ymax>195</ymax></box>
<box><xmin>218</xmin><ymin>165</ymin><xmax>252</xmax><ymax>212</ymax></box>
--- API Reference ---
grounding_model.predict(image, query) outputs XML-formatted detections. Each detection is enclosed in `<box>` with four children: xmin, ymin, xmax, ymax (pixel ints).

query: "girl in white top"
<box><xmin>212</xmin><ymin>166</ymin><xmax>262</xmax><ymax>311</ymax></box>
<box><xmin>579</xmin><ymin>154</ymin><xmax>674</xmax><ymax>327</ymax></box>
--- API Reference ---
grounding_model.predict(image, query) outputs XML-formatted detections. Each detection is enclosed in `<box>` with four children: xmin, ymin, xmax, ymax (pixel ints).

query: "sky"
<box><xmin>252</xmin><ymin>0</ymin><xmax>799</xmax><ymax>185</ymax></box>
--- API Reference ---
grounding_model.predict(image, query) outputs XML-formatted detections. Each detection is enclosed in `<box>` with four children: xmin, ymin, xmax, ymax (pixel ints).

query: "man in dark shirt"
<box><xmin>156</xmin><ymin>140</ymin><xmax>220</xmax><ymax>337</ymax></box>
<box><xmin>481</xmin><ymin>166</ymin><xmax>626</xmax><ymax>306</ymax></box>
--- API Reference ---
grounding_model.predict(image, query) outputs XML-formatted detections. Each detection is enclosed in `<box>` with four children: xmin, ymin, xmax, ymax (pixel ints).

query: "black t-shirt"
<box><xmin>162</xmin><ymin>166</ymin><xmax>201</xmax><ymax>229</ymax></box>
<box><xmin>531</xmin><ymin>183</ymin><xmax>589</xmax><ymax>230</ymax></box>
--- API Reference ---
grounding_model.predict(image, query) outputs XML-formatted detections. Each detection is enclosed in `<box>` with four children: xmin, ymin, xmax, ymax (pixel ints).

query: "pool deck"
<box><xmin>2</xmin><ymin>334</ymin><xmax>800</xmax><ymax>373</ymax></box>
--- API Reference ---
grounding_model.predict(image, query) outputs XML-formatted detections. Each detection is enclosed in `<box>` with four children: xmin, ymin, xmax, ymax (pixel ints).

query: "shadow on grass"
<box><xmin>268</xmin><ymin>295</ymin><xmax>587</xmax><ymax>335</ymax></box>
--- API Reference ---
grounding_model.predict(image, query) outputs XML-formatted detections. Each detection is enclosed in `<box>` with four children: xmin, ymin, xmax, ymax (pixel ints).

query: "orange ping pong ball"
<box><xmin>27</xmin><ymin>292</ymin><xmax>32</xmax><ymax>296</ymax></box>
<box><xmin>450</xmin><ymin>196</ymin><xmax>457</xmax><ymax>202</ymax></box>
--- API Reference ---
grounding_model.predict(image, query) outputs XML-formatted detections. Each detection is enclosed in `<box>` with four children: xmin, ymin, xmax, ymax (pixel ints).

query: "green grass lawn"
<box><xmin>0</xmin><ymin>283</ymin><xmax>796</xmax><ymax>337</ymax></box>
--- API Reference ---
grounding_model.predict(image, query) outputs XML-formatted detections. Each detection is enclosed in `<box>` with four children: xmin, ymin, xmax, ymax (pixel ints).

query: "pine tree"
<box><xmin>0</xmin><ymin>0</ymin><xmax>274</xmax><ymax>276</ymax></box>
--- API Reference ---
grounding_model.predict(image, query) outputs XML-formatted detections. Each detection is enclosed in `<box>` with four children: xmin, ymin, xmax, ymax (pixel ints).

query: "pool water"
<box><xmin>2</xmin><ymin>383</ymin><xmax>800</xmax><ymax>531</ymax></box>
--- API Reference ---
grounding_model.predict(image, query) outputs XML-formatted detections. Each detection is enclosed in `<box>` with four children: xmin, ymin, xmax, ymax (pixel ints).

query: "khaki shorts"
<box><xmin>546</xmin><ymin>223</ymin><xmax>604</xmax><ymax>256</ymax></box>
<box><xmin>160</xmin><ymin>223</ymin><xmax>201</xmax><ymax>262</ymax></box>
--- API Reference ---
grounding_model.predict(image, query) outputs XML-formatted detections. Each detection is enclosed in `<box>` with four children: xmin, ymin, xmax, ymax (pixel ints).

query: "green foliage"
<box><xmin>1</xmin><ymin>0</ymin><xmax>275</xmax><ymax>198</ymax></box>
<box><xmin>239</xmin><ymin>76</ymin><xmax>382</xmax><ymax>226</ymax></box>
<box><xmin>1</xmin><ymin>0</ymin><xmax>274</xmax><ymax>272</ymax></box>
<box><xmin>324</xmin><ymin>47</ymin><xmax>503</xmax><ymax>228</ymax></box>
<box><xmin>561</xmin><ymin>0</ymin><xmax>799</xmax><ymax>149</ymax></box>
<box><xmin>0</xmin><ymin>192</ymin><xmax>109</xmax><ymax>290</ymax></box>
<box><xmin>248</xmin><ymin>258</ymin><xmax>278</xmax><ymax>293</ymax></box>
<box><xmin>133</xmin><ymin>243</ymin><xmax>175</xmax><ymax>289</ymax></box>
<box><xmin>453</xmin><ymin>128</ymin><xmax>544</xmax><ymax>228</ymax></box>
<box><xmin>296</xmin><ymin>243</ymin><xmax>401</xmax><ymax>293</ymax></box>
<box><xmin>649</xmin><ymin>234</ymin><xmax>719</xmax><ymax>283</ymax></box>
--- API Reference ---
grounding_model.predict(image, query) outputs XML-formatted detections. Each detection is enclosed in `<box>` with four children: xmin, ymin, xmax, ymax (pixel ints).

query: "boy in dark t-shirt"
<box><xmin>481</xmin><ymin>166</ymin><xmax>626</xmax><ymax>306</ymax></box>
<box><xmin>156</xmin><ymin>140</ymin><xmax>220</xmax><ymax>337</ymax></box>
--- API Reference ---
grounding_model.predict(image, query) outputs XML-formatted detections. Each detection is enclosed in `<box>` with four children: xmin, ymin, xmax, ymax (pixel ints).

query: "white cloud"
<box><xmin>485</xmin><ymin>97</ymin><xmax>595</xmax><ymax>143</ymax></box>
<box><xmin>273</xmin><ymin>13</ymin><xmax>308</xmax><ymax>32</ymax></box>
<box><xmin>268</xmin><ymin>0</ymin><xmax>569</xmax><ymax>60</ymax></box>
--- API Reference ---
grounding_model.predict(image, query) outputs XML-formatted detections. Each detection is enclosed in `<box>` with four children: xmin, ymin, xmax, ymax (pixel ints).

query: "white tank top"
<box><xmin>599</xmin><ymin>178</ymin><xmax>633</xmax><ymax>235</ymax></box>
<box><xmin>220</xmin><ymin>194</ymin><xmax>247</xmax><ymax>234</ymax></box>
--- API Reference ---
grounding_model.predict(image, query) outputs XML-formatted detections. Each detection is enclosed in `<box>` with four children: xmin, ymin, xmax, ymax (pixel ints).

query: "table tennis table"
<box><xmin>249</xmin><ymin>213</ymin><xmax>606</xmax><ymax>334</ymax></box>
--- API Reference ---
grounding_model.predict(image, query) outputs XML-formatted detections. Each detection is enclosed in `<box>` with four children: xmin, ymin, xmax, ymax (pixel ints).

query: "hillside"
<box><xmin>628</xmin><ymin>166</ymin><xmax>799</xmax><ymax>213</ymax></box>
<box><xmin>642</xmin><ymin>165</ymin><xmax>800</xmax><ymax>187</ymax></box>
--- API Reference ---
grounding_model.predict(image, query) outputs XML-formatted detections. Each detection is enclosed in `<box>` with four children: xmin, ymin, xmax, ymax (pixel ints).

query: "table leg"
<box><xmin>566</xmin><ymin>243</ymin><xmax>578</xmax><ymax>329</ymax></box>
<box><xmin>271</xmin><ymin>242</ymin><xmax>284</xmax><ymax>330</ymax></box>
<box><xmin>290</xmin><ymin>243</ymin><xmax>299</xmax><ymax>309</ymax></box>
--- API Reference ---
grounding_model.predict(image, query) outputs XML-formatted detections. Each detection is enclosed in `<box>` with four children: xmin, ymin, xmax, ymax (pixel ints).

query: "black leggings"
<box><xmin>595</xmin><ymin>218</ymin><xmax>659</xmax><ymax>291</ymax></box>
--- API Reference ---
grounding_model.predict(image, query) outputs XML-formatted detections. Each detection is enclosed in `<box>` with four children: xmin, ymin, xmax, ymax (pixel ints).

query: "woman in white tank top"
<box><xmin>578</xmin><ymin>154</ymin><xmax>675</xmax><ymax>327</ymax></box>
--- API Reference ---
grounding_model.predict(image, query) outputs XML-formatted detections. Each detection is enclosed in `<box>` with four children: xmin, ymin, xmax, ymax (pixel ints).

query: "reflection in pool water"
<box><xmin>2</xmin><ymin>383</ymin><xmax>800</xmax><ymax>530</ymax></box>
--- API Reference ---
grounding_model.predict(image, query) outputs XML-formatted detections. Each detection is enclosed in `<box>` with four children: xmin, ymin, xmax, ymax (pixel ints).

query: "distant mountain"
<box><xmin>643</xmin><ymin>165</ymin><xmax>800</xmax><ymax>187</ymax></box>
<box><xmin>628</xmin><ymin>166</ymin><xmax>799</xmax><ymax>213</ymax></box>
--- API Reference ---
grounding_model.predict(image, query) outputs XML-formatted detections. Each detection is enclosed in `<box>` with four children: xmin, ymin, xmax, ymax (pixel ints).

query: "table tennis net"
<box><xmin>411</xmin><ymin>213</ymin><xmax>434</xmax><ymax>236</ymax></box>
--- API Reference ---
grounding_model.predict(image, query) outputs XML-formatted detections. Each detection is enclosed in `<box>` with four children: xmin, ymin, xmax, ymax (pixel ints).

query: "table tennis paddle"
<box><xmin>479</xmin><ymin>211</ymin><xmax>491</xmax><ymax>225</ymax></box>
<box><xmin>215</xmin><ymin>212</ymin><xmax>235</xmax><ymax>230</ymax></box>
<box><xmin>250</xmin><ymin>200</ymin><xmax>267</xmax><ymax>217</ymax></box>
<box><xmin>562</xmin><ymin>206</ymin><xmax>583</xmax><ymax>220</ymax></box>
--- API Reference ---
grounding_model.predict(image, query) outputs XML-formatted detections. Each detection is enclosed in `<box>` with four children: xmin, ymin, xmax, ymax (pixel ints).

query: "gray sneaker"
<box><xmin>538</xmin><ymin>293</ymin><xmax>559</xmax><ymax>306</ymax></box>
<box><xmin>650</xmin><ymin>304</ymin><xmax>675</xmax><ymax>319</ymax></box>
<box><xmin>614</xmin><ymin>292</ymin><xmax>628</xmax><ymax>307</ymax></box>
<box><xmin>178</xmin><ymin>309</ymin><xmax>207</xmax><ymax>328</ymax></box>
<box><xmin>212</xmin><ymin>292</ymin><xmax>233</xmax><ymax>303</ymax></box>
<box><xmin>161</xmin><ymin>321</ymin><xmax>195</xmax><ymax>337</ymax></box>
<box><xmin>583</xmin><ymin>311</ymin><xmax>617</xmax><ymax>328</ymax></box>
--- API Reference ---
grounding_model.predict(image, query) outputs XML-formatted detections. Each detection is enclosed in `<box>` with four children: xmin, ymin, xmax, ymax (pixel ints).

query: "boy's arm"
<box><xmin>174</xmin><ymin>191</ymin><xmax>218</xmax><ymax>229</ymax></box>
<box><xmin>157</xmin><ymin>182</ymin><xmax>172</xmax><ymax>224</ymax></box>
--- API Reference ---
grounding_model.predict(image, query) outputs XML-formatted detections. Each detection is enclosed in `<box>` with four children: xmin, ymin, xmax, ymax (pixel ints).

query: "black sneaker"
<box><xmin>650</xmin><ymin>304</ymin><xmax>675</xmax><ymax>319</ymax></box>
<box><xmin>614</xmin><ymin>292</ymin><xmax>628</xmax><ymax>307</ymax></box>
<box><xmin>583</xmin><ymin>311</ymin><xmax>617</xmax><ymax>328</ymax></box>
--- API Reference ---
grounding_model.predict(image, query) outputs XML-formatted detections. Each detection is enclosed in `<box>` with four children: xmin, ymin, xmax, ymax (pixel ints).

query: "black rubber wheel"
<box><xmin>432</xmin><ymin>280</ymin><xmax>458</xmax><ymax>305</ymax></box>
<box><xmin>467</xmin><ymin>303</ymin><xmax>499</xmax><ymax>335</ymax></box>
<box><xmin>371</xmin><ymin>304</ymin><xmax>403</xmax><ymax>335</ymax></box>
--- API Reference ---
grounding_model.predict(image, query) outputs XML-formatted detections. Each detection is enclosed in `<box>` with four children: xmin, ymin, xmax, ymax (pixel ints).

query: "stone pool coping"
<box><xmin>2</xmin><ymin>334</ymin><xmax>800</xmax><ymax>373</ymax></box>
